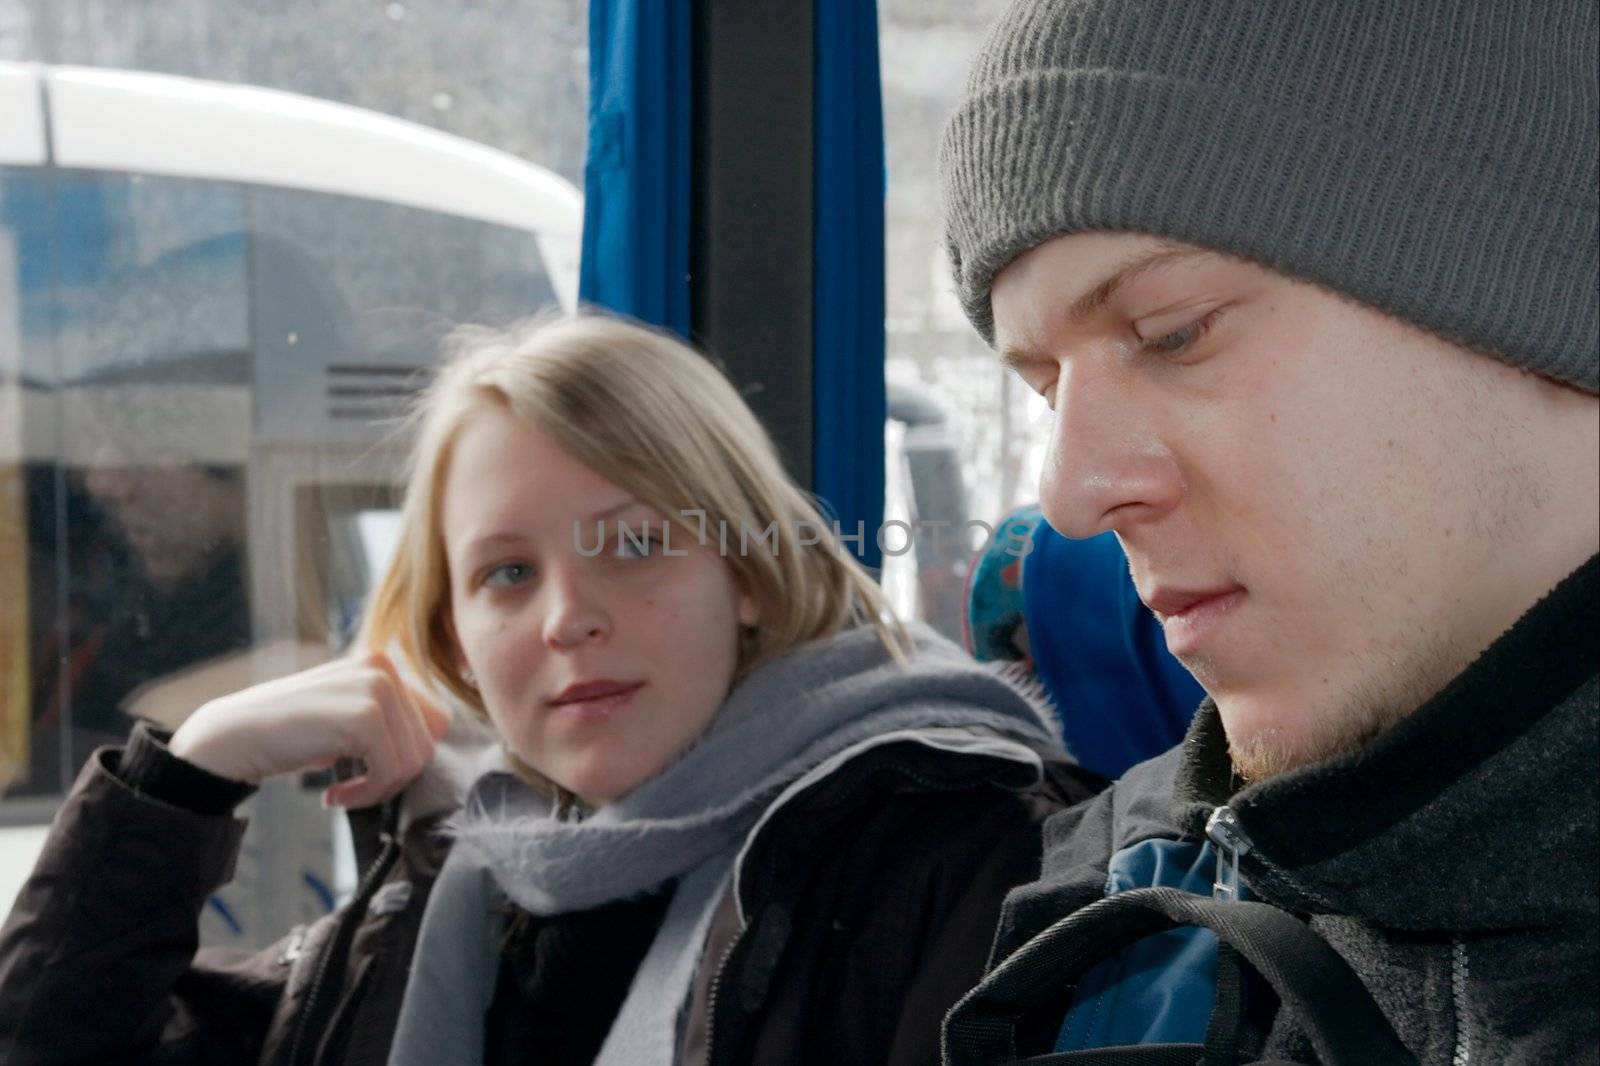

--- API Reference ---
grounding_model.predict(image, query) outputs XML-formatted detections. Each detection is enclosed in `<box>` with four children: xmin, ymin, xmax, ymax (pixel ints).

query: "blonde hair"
<box><xmin>360</xmin><ymin>312</ymin><xmax>908</xmax><ymax>721</ymax></box>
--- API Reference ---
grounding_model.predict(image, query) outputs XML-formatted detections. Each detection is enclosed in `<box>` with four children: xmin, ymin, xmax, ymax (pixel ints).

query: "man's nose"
<box><xmin>1039</xmin><ymin>363</ymin><xmax>1182</xmax><ymax>539</ymax></box>
<box><xmin>541</xmin><ymin>565</ymin><xmax>611</xmax><ymax>649</ymax></box>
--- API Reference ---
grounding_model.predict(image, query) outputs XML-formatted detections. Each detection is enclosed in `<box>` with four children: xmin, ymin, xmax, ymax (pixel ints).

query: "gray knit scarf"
<box><xmin>388</xmin><ymin>622</ymin><xmax>1061</xmax><ymax>1066</ymax></box>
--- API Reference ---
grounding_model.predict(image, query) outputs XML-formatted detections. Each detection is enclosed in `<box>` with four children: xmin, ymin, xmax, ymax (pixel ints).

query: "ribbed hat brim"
<box><xmin>939</xmin><ymin>2</ymin><xmax>1599</xmax><ymax>393</ymax></box>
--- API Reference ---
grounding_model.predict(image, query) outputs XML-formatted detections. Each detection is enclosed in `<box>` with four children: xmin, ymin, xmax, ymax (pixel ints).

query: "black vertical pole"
<box><xmin>689</xmin><ymin>0</ymin><xmax>815</xmax><ymax>486</ymax></box>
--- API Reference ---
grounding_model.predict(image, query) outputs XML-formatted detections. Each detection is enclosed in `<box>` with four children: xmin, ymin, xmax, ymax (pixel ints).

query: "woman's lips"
<box><xmin>548</xmin><ymin>681</ymin><xmax>644</xmax><ymax>722</ymax></box>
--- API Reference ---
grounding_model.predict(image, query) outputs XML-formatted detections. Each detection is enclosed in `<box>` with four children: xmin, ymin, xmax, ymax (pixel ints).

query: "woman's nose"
<box><xmin>541</xmin><ymin>567</ymin><xmax>611</xmax><ymax>649</ymax></box>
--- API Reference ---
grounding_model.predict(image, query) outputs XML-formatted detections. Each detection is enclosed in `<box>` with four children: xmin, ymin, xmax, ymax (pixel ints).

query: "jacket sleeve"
<box><xmin>879</xmin><ymin>785</ymin><xmax>1062</xmax><ymax>1066</ymax></box>
<box><xmin>0</xmin><ymin>743</ymin><xmax>289</xmax><ymax>1066</ymax></box>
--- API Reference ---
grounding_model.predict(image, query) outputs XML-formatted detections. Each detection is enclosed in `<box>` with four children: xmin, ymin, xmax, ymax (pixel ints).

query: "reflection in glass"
<box><xmin>2</xmin><ymin>8</ymin><xmax>588</xmax><ymax>942</ymax></box>
<box><xmin>1</xmin><ymin>164</ymin><xmax>570</xmax><ymax>804</ymax></box>
<box><xmin>3</xmin><ymin>169</ymin><xmax>255</xmax><ymax>796</ymax></box>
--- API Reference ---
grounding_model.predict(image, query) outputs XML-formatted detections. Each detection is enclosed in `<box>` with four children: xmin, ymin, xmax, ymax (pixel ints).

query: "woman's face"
<box><xmin>440</xmin><ymin>406</ymin><xmax>757</xmax><ymax>806</ymax></box>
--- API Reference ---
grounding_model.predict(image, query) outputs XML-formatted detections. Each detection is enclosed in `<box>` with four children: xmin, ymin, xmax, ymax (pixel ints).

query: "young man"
<box><xmin>938</xmin><ymin>2</ymin><xmax>1597</xmax><ymax>1062</ymax></box>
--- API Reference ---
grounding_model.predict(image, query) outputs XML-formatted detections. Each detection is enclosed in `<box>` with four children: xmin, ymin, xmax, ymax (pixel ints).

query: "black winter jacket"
<box><xmin>0</xmin><ymin>726</ymin><xmax>1101</xmax><ymax>1066</ymax></box>
<box><xmin>947</xmin><ymin>553</ymin><xmax>1600</xmax><ymax>1065</ymax></box>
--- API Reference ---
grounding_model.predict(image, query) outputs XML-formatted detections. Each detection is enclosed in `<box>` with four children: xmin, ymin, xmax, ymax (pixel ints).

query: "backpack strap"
<box><xmin>943</xmin><ymin>887</ymin><xmax>1415</xmax><ymax>1066</ymax></box>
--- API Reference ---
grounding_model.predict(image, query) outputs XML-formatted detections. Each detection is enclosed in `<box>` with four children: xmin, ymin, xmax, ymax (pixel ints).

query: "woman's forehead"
<box><xmin>439</xmin><ymin>412</ymin><xmax>668</xmax><ymax>543</ymax></box>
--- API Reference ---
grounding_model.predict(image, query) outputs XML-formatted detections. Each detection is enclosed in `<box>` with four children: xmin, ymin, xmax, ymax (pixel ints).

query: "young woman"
<box><xmin>0</xmin><ymin>315</ymin><xmax>1101</xmax><ymax>1066</ymax></box>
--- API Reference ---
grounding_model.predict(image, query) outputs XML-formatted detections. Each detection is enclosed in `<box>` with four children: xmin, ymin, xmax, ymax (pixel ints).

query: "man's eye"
<box><xmin>1140</xmin><ymin>309</ymin><xmax>1221</xmax><ymax>357</ymax></box>
<box><xmin>483</xmin><ymin>562</ymin><xmax>533</xmax><ymax>588</ymax></box>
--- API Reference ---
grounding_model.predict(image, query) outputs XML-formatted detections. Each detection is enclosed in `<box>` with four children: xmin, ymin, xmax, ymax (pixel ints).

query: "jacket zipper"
<box><xmin>701</xmin><ymin>753</ymin><xmax>1023</xmax><ymax>1065</ymax></box>
<box><xmin>700</xmin><ymin>926</ymin><xmax>745</xmax><ymax>1066</ymax></box>
<box><xmin>287</xmin><ymin>806</ymin><xmax>403</xmax><ymax>1066</ymax></box>
<box><xmin>1450</xmin><ymin>938</ymin><xmax>1472</xmax><ymax>1066</ymax></box>
<box><xmin>1205</xmin><ymin>805</ymin><xmax>1253</xmax><ymax>901</ymax></box>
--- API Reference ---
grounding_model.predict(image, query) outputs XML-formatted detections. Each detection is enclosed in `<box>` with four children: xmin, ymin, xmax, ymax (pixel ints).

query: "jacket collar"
<box><xmin>1173</xmin><ymin>553</ymin><xmax>1599</xmax><ymax>928</ymax></box>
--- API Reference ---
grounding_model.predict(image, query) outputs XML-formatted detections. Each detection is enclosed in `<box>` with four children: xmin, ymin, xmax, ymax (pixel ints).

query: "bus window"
<box><xmin>0</xmin><ymin>13</ymin><xmax>588</xmax><ymax>934</ymax></box>
<box><xmin>2</xmin><ymin>168</ymin><xmax>570</xmax><ymax>809</ymax></box>
<box><xmin>3</xmin><ymin>169</ymin><xmax>253</xmax><ymax>798</ymax></box>
<box><xmin>247</xmin><ymin>186</ymin><xmax>557</xmax><ymax>449</ymax></box>
<box><xmin>1</xmin><ymin>160</ymin><xmax>580</xmax><ymax>939</ymax></box>
<box><xmin>880</xmin><ymin>1</ymin><xmax>1052</xmax><ymax>636</ymax></box>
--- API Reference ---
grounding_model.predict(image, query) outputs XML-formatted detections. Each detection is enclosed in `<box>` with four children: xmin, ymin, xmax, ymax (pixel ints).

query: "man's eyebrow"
<box><xmin>1066</xmin><ymin>245</ymin><xmax>1211</xmax><ymax>325</ymax></box>
<box><xmin>997</xmin><ymin>344</ymin><xmax>1046</xmax><ymax>373</ymax></box>
<box><xmin>997</xmin><ymin>244</ymin><xmax>1211</xmax><ymax>371</ymax></box>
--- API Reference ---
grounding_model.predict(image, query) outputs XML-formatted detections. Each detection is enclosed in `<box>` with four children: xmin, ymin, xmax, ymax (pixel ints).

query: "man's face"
<box><xmin>991</xmin><ymin>232</ymin><xmax>1591</xmax><ymax>780</ymax></box>
<box><xmin>84</xmin><ymin>453</ymin><xmax>244</xmax><ymax>591</ymax></box>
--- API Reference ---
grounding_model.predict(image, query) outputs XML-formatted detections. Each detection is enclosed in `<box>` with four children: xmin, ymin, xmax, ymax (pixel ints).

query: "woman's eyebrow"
<box><xmin>459</xmin><ymin>531</ymin><xmax>525</xmax><ymax>556</ymax></box>
<box><xmin>584</xmin><ymin>498</ymin><xmax>648</xmax><ymax>523</ymax></box>
<box><xmin>458</xmin><ymin>500</ymin><xmax>644</xmax><ymax>555</ymax></box>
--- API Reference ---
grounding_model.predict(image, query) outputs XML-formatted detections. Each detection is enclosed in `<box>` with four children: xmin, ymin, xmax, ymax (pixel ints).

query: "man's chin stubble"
<box><xmin>1227</xmin><ymin>716</ymin><xmax>1391</xmax><ymax>784</ymax></box>
<box><xmin>1225</xmin><ymin>635</ymin><xmax>1466</xmax><ymax>784</ymax></box>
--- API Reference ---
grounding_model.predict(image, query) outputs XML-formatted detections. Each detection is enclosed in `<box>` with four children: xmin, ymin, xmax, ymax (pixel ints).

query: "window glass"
<box><xmin>248</xmin><ymin>188</ymin><xmax>556</xmax><ymax>449</ymax></box>
<box><xmin>3</xmin><ymin>169</ymin><xmax>252</xmax><ymax>798</ymax></box>
<box><xmin>0</xmin><ymin>2</ymin><xmax>589</xmax><ymax>184</ymax></box>
<box><xmin>1</xmin><ymin>170</ymin><xmax>570</xmax><ymax>801</ymax></box>
<box><xmin>0</xmin><ymin>168</ymin><xmax>43</xmax><ymax>798</ymax></box>
<box><xmin>880</xmin><ymin>0</ymin><xmax>1049</xmax><ymax>638</ymax></box>
<box><xmin>0</xmin><ymin>2</ymin><xmax>587</xmax><ymax>940</ymax></box>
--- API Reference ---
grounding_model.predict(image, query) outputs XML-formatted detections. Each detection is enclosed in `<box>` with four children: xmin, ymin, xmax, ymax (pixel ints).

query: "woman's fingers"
<box><xmin>325</xmin><ymin>680</ymin><xmax>406</xmax><ymax>809</ymax></box>
<box><xmin>417</xmin><ymin>688</ymin><xmax>454</xmax><ymax>742</ymax></box>
<box><xmin>373</xmin><ymin>652</ymin><xmax>451</xmax><ymax>778</ymax></box>
<box><xmin>323</xmin><ymin>652</ymin><xmax>453</xmax><ymax>809</ymax></box>
<box><xmin>172</xmin><ymin>649</ymin><xmax>455</xmax><ymax>802</ymax></box>
<box><xmin>371</xmin><ymin>655</ymin><xmax>427</xmax><ymax>786</ymax></box>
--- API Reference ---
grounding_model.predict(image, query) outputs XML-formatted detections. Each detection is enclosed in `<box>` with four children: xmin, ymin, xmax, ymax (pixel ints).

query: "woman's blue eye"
<box><xmin>484</xmin><ymin>562</ymin><xmax>532</xmax><ymax>588</ymax></box>
<box><xmin>614</xmin><ymin>533</ymin><xmax>659</xmax><ymax>559</ymax></box>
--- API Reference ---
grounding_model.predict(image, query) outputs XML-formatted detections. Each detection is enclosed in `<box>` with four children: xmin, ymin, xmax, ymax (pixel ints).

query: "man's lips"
<box><xmin>1141</xmin><ymin>585</ymin><xmax>1247</xmax><ymax>657</ymax></box>
<box><xmin>1141</xmin><ymin>585</ymin><xmax>1245</xmax><ymax>620</ymax></box>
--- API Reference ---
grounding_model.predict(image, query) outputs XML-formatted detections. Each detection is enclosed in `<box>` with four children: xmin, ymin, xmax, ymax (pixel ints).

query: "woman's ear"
<box><xmin>737</xmin><ymin>591</ymin><xmax>760</xmax><ymax>629</ymax></box>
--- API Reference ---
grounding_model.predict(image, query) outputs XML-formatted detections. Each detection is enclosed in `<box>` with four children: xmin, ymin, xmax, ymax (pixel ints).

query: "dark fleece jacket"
<box><xmin>986</xmin><ymin>553</ymin><xmax>1599</xmax><ymax>1065</ymax></box>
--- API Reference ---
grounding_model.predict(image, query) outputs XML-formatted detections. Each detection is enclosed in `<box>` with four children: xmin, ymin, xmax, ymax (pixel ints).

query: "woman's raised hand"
<box><xmin>168</xmin><ymin>651</ymin><xmax>454</xmax><ymax>808</ymax></box>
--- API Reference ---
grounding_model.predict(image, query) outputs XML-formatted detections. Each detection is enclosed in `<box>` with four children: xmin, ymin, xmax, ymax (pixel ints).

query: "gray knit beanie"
<box><xmin>939</xmin><ymin>0</ymin><xmax>1599</xmax><ymax>393</ymax></box>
